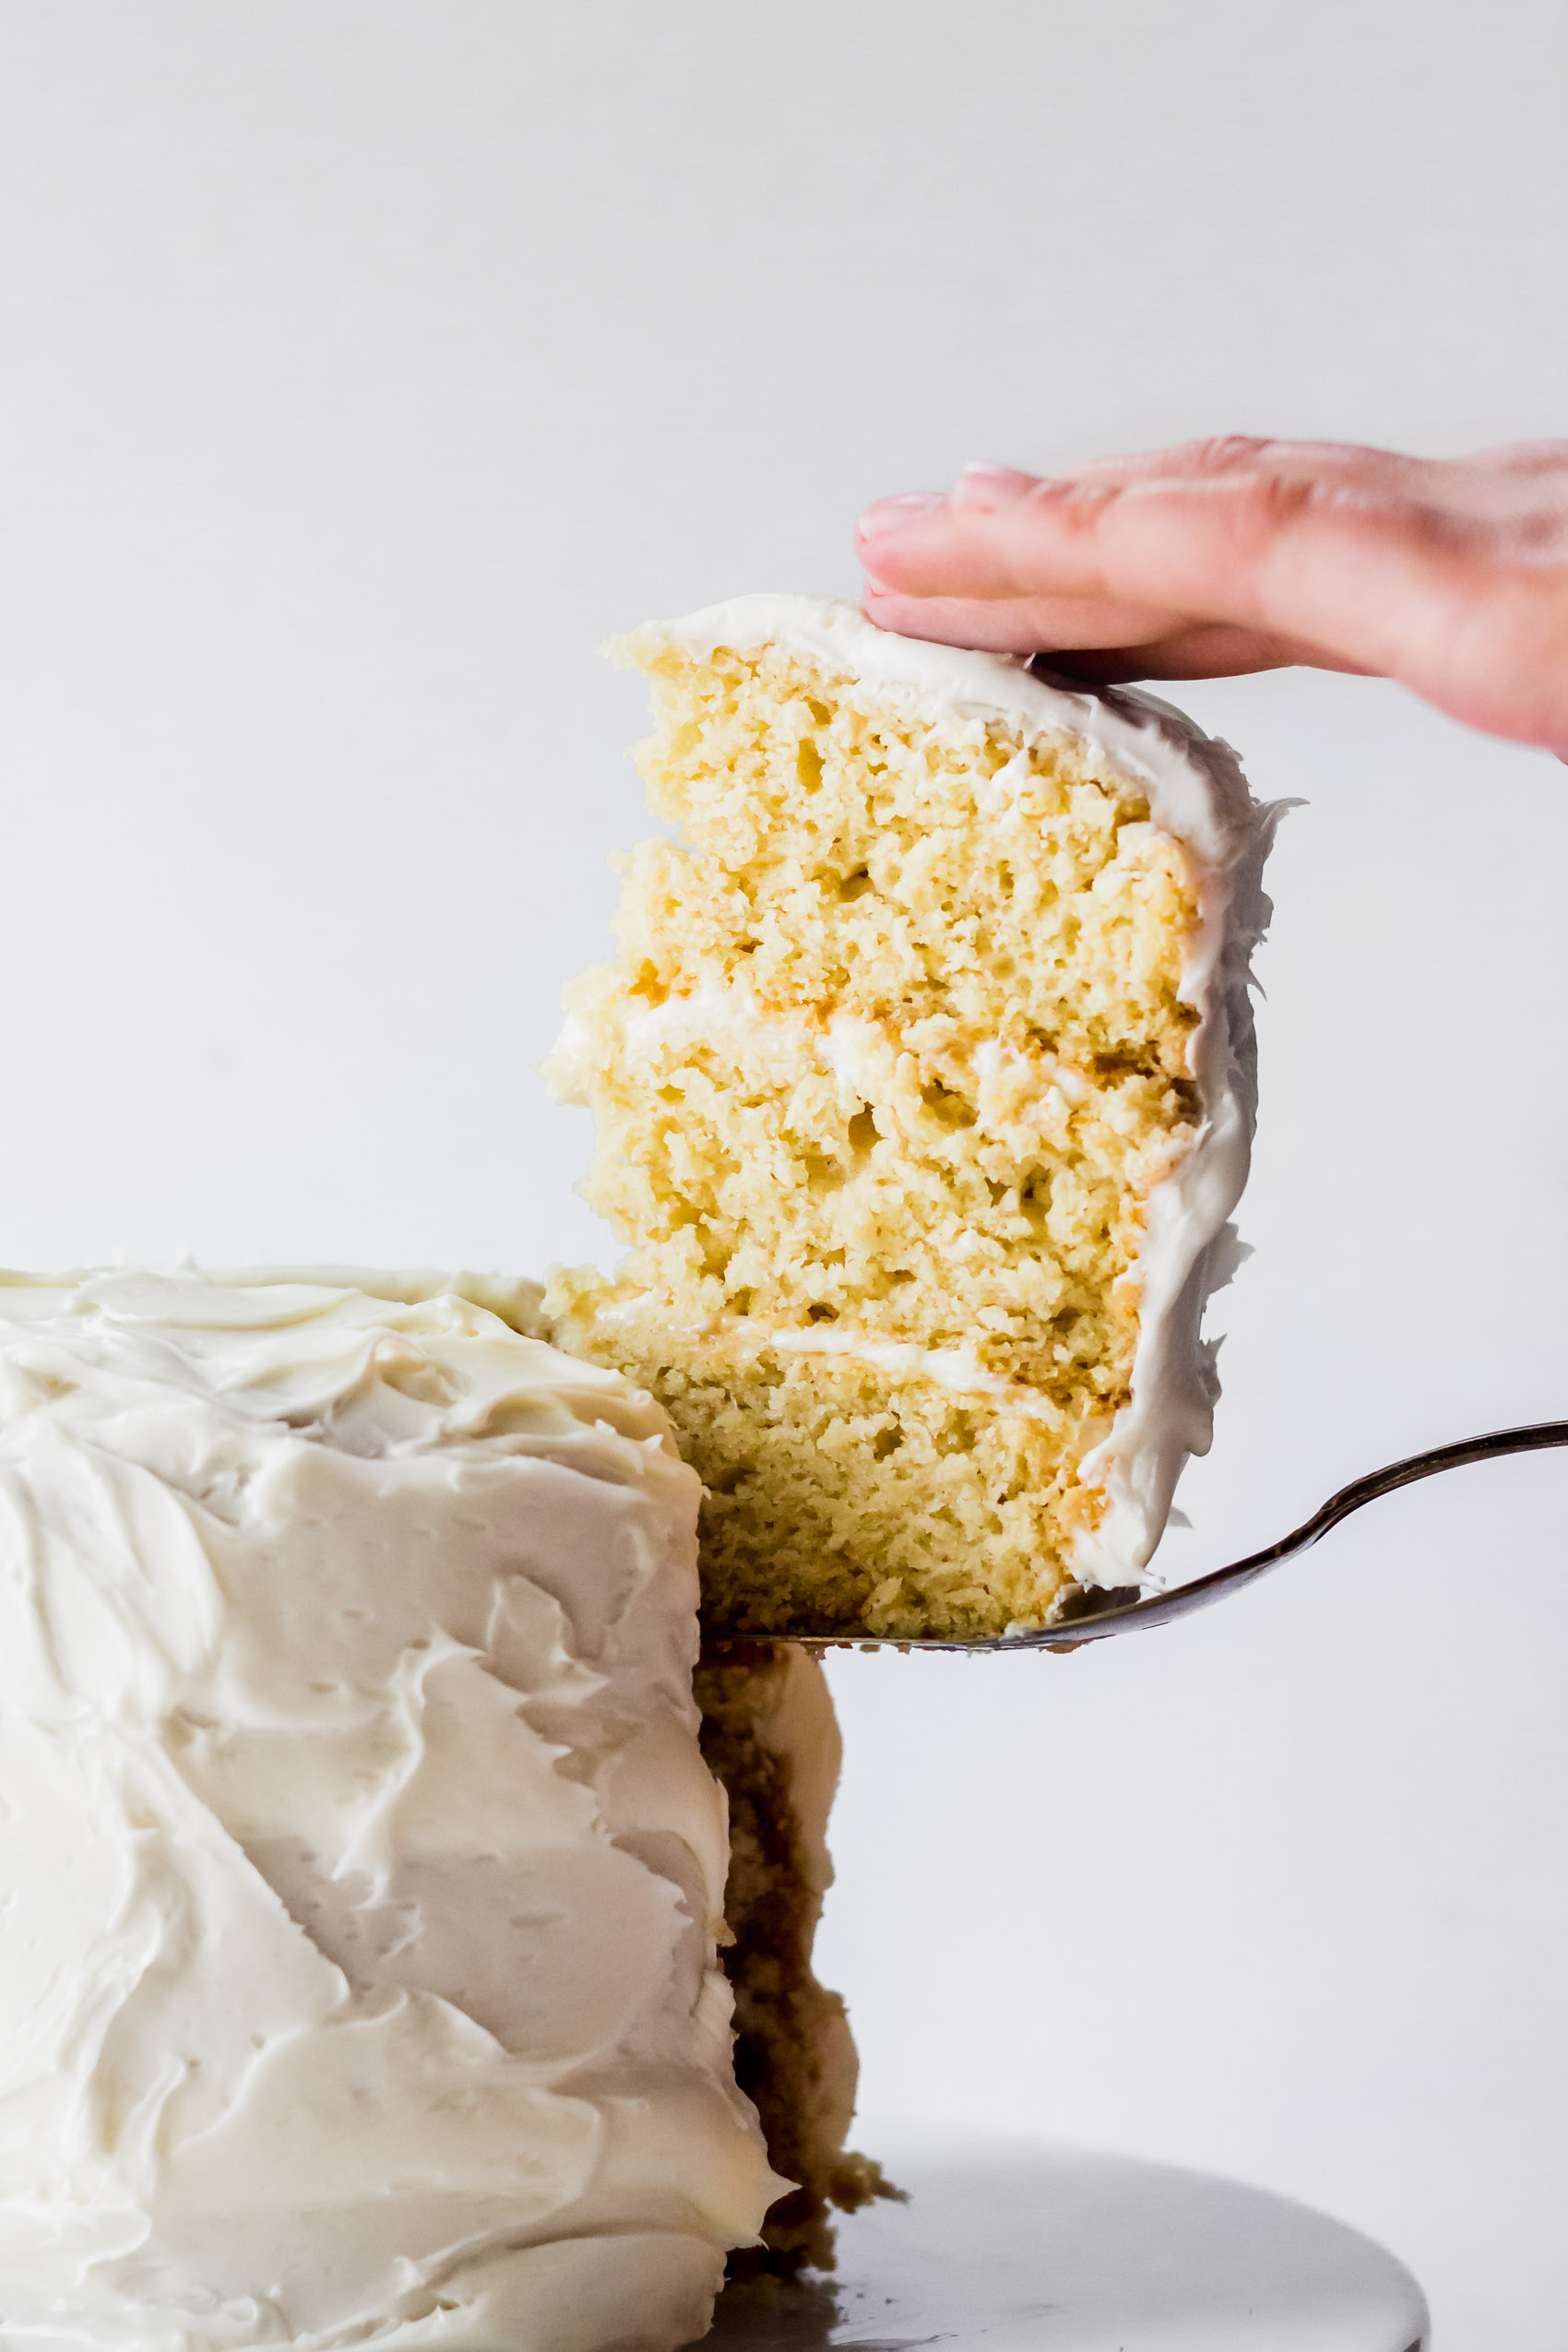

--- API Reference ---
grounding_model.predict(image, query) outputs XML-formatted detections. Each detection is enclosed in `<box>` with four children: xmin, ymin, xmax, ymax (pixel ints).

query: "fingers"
<box><xmin>854</xmin><ymin>439</ymin><xmax>1568</xmax><ymax>751</ymax></box>
<box><xmin>861</xmin><ymin>575</ymin><xmax>1189</xmax><ymax>655</ymax></box>
<box><xmin>861</xmin><ymin>572</ymin><xmax>1365</xmax><ymax>684</ymax></box>
<box><xmin>1039</xmin><ymin>626</ymin><xmax>1372</xmax><ymax>687</ymax></box>
<box><xmin>856</xmin><ymin>445</ymin><xmax>1459</xmax><ymax>659</ymax></box>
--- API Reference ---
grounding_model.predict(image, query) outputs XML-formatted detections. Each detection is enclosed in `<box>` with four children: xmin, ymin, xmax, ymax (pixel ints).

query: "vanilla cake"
<box><xmin>0</xmin><ymin>1270</ymin><xmax>865</xmax><ymax>2350</ymax></box>
<box><xmin>546</xmin><ymin>597</ymin><xmax>1279</xmax><ymax>1640</ymax></box>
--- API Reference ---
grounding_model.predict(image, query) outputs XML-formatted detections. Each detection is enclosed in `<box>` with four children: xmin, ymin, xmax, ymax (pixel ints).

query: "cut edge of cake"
<box><xmin>695</xmin><ymin>1639</ymin><xmax>897</xmax><ymax>2274</ymax></box>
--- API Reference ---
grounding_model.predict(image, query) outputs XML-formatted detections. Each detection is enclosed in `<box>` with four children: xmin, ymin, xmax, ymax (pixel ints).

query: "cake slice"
<box><xmin>546</xmin><ymin>596</ymin><xmax>1280</xmax><ymax>1641</ymax></box>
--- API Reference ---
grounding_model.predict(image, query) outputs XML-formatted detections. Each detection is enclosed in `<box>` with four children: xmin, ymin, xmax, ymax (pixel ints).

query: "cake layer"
<box><xmin>551</xmin><ymin>970</ymin><xmax>1178</xmax><ymax>1386</ymax></box>
<box><xmin>603</xmin><ymin>625</ymin><xmax>1204</xmax><ymax>1071</ymax></box>
<box><xmin>549</xmin><ymin>598</ymin><xmax>1278</xmax><ymax>1632</ymax></box>
<box><xmin>545</xmin><ymin>1293</ymin><xmax>1106</xmax><ymax>1638</ymax></box>
<box><xmin>0</xmin><ymin>1271</ymin><xmax>779</xmax><ymax>2352</ymax></box>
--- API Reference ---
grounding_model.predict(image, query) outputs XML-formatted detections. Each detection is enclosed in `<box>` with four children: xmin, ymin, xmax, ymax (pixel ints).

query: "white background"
<box><xmin>1</xmin><ymin>5</ymin><xmax>1564</xmax><ymax>2343</ymax></box>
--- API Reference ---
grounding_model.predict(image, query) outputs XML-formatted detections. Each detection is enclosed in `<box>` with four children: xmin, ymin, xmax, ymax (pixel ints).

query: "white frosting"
<box><xmin>616</xmin><ymin>597</ymin><xmax>1284</xmax><ymax>1595</ymax></box>
<box><xmin>765</xmin><ymin>1330</ymin><xmax>1051</xmax><ymax>1406</ymax></box>
<box><xmin>0</xmin><ymin>1272</ymin><xmax>780</xmax><ymax>2351</ymax></box>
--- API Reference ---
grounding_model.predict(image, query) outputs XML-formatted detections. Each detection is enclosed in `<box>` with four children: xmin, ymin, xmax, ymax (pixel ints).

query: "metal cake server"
<box><xmin>737</xmin><ymin>1418</ymin><xmax>1568</xmax><ymax>1655</ymax></box>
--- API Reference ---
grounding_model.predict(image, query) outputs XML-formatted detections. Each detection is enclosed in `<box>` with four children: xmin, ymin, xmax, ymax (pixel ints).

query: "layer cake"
<box><xmin>0</xmin><ymin>1271</ymin><xmax>862</xmax><ymax>2350</ymax></box>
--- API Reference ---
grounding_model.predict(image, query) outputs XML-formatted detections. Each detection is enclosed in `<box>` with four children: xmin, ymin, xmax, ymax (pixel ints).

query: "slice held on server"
<box><xmin>547</xmin><ymin>596</ymin><xmax>1281</xmax><ymax>1641</ymax></box>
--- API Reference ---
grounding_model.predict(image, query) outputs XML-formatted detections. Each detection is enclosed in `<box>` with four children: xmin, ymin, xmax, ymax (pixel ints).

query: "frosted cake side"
<box><xmin>0</xmin><ymin>1271</ymin><xmax>778</xmax><ymax>2352</ymax></box>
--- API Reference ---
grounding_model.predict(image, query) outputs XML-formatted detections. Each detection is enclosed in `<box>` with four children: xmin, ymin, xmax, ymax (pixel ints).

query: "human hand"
<box><xmin>855</xmin><ymin>438</ymin><xmax>1568</xmax><ymax>757</ymax></box>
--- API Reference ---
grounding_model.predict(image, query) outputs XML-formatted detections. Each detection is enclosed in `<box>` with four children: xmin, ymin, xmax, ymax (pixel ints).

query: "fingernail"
<box><xmin>951</xmin><ymin>461</ymin><xmax>1038</xmax><ymax>509</ymax></box>
<box><xmin>857</xmin><ymin>491</ymin><xmax>944</xmax><ymax>539</ymax></box>
<box><xmin>861</xmin><ymin>570</ymin><xmax>894</xmax><ymax>597</ymax></box>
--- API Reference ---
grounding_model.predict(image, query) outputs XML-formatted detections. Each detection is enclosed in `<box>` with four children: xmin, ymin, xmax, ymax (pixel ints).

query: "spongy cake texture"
<box><xmin>547</xmin><ymin>598</ymin><xmax>1272</xmax><ymax>1640</ymax></box>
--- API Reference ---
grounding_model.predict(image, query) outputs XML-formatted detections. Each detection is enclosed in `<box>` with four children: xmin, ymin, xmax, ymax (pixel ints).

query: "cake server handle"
<box><xmin>756</xmin><ymin>1417</ymin><xmax>1568</xmax><ymax>1654</ymax></box>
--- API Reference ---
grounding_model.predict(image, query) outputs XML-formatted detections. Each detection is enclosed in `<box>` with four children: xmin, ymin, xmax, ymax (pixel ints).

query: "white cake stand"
<box><xmin>704</xmin><ymin>2137</ymin><xmax>1430</xmax><ymax>2352</ymax></box>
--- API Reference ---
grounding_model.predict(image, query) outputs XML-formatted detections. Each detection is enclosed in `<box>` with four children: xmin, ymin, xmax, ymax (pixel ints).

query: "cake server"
<box><xmin>742</xmin><ymin>1417</ymin><xmax>1568</xmax><ymax>1655</ymax></box>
